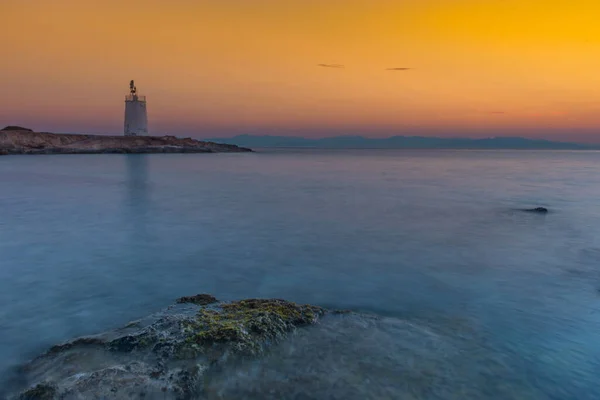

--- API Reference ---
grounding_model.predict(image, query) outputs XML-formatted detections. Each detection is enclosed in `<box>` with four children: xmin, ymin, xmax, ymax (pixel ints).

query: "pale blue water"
<box><xmin>2</xmin><ymin>149</ymin><xmax>600</xmax><ymax>398</ymax></box>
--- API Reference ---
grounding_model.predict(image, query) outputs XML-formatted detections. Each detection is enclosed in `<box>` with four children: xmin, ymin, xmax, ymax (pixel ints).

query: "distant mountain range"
<box><xmin>204</xmin><ymin>134</ymin><xmax>598</xmax><ymax>150</ymax></box>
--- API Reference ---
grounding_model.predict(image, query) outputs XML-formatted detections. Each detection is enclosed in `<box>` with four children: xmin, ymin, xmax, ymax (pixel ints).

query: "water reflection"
<box><xmin>124</xmin><ymin>155</ymin><xmax>150</xmax><ymax>243</ymax></box>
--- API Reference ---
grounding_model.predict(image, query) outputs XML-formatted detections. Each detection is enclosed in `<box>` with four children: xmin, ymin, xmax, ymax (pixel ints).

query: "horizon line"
<box><xmin>204</xmin><ymin>133</ymin><xmax>591</xmax><ymax>145</ymax></box>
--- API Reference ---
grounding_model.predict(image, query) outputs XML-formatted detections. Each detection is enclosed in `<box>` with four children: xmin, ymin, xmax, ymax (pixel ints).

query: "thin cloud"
<box><xmin>386</xmin><ymin>67</ymin><xmax>413</xmax><ymax>71</ymax></box>
<box><xmin>317</xmin><ymin>64</ymin><xmax>345</xmax><ymax>69</ymax></box>
<box><xmin>489</xmin><ymin>111</ymin><xmax>506</xmax><ymax>114</ymax></box>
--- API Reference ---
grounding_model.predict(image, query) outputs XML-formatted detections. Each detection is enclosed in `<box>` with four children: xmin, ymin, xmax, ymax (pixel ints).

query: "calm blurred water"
<box><xmin>2</xmin><ymin>149</ymin><xmax>600</xmax><ymax>398</ymax></box>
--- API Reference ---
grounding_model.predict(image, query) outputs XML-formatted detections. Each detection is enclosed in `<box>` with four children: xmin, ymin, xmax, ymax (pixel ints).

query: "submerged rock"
<box><xmin>17</xmin><ymin>382</ymin><xmax>57</xmax><ymax>400</ymax></box>
<box><xmin>7</xmin><ymin>297</ymin><xmax>325</xmax><ymax>399</ymax></box>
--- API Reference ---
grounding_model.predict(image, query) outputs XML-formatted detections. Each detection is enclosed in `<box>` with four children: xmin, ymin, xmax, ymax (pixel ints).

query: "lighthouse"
<box><xmin>124</xmin><ymin>80</ymin><xmax>148</xmax><ymax>136</ymax></box>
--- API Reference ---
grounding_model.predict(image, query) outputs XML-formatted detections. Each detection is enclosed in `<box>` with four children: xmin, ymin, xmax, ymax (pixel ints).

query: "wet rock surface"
<box><xmin>6</xmin><ymin>297</ymin><xmax>325</xmax><ymax>399</ymax></box>
<box><xmin>0</xmin><ymin>129</ymin><xmax>251</xmax><ymax>155</ymax></box>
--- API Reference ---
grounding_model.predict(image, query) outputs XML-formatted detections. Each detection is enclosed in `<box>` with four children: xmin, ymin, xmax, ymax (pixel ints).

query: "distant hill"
<box><xmin>204</xmin><ymin>134</ymin><xmax>597</xmax><ymax>150</ymax></box>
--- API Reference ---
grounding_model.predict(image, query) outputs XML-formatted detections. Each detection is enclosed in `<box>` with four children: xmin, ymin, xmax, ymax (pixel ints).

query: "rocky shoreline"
<box><xmin>0</xmin><ymin>127</ymin><xmax>251</xmax><ymax>155</ymax></box>
<box><xmin>7</xmin><ymin>295</ymin><xmax>327</xmax><ymax>399</ymax></box>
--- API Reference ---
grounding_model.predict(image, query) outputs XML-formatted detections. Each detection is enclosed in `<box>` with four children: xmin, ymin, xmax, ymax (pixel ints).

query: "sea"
<box><xmin>1</xmin><ymin>149</ymin><xmax>600</xmax><ymax>398</ymax></box>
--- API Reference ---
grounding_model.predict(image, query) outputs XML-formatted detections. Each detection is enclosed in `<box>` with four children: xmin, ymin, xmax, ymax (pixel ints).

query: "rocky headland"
<box><xmin>0</xmin><ymin>126</ymin><xmax>251</xmax><ymax>155</ymax></box>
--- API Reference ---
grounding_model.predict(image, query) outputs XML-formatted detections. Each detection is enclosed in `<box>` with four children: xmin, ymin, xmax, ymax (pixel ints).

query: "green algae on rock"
<box><xmin>184</xmin><ymin>299</ymin><xmax>324</xmax><ymax>355</ymax></box>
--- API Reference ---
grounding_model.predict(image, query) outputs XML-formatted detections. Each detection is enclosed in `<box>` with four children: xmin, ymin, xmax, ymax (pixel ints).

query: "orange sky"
<box><xmin>1</xmin><ymin>0</ymin><xmax>599</xmax><ymax>141</ymax></box>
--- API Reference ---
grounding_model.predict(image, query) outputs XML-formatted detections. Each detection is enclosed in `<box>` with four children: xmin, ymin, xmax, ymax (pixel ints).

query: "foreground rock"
<box><xmin>6</xmin><ymin>295</ymin><xmax>550</xmax><ymax>399</ymax></box>
<box><xmin>0</xmin><ymin>127</ymin><xmax>251</xmax><ymax>155</ymax></box>
<box><xmin>9</xmin><ymin>296</ymin><xmax>324</xmax><ymax>399</ymax></box>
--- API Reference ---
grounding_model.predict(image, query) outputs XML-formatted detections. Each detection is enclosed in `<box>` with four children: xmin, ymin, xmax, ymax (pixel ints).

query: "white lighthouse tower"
<box><xmin>124</xmin><ymin>80</ymin><xmax>148</xmax><ymax>136</ymax></box>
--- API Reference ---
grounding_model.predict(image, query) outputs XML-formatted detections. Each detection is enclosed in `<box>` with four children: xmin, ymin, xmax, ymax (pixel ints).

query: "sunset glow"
<box><xmin>1</xmin><ymin>0</ymin><xmax>599</xmax><ymax>141</ymax></box>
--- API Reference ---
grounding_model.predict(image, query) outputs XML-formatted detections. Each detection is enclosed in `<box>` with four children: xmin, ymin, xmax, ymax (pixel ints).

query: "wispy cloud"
<box><xmin>386</xmin><ymin>67</ymin><xmax>413</xmax><ymax>71</ymax></box>
<box><xmin>488</xmin><ymin>111</ymin><xmax>506</xmax><ymax>114</ymax></box>
<box><xmin>317</xmin><ymin>64</ymin><xmax>345</xmax><ymax>69</ymax></box>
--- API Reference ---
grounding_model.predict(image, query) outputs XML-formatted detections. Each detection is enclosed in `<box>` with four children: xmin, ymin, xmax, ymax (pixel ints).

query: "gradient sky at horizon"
<box><xmin>1</xmin><ymin>0</ymin><xmax>599</xmax><ymax>141</ymax></box>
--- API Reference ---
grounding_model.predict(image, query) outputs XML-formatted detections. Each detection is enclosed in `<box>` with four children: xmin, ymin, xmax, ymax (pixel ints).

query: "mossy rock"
<box><xmin>8</xmin><ymin>296</ymin><xmax>332</xmax><ymax>398</ymax></box>
<box><xmin>183</xmin><ymin>299</ymin><xmax>324</xmax><ymax>355</ymax></box>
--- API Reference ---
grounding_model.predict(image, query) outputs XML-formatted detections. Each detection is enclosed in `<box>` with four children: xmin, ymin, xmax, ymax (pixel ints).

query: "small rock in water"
<box><xmin>523</xmin><ymin>207</ymin><xmax>548</xmax><ymax>214</ymax></box>
<box><xmin>176</xmin><ymin>293</ymin><xmax>218</xmax><ymax>305</ymax></box>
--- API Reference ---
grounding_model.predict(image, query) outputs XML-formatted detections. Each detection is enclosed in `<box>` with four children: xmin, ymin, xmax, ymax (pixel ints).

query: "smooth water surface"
<box><xmin>2</xmin><ymin>149</ymin><xmax>600</xmax><ymax>398</ymax></box>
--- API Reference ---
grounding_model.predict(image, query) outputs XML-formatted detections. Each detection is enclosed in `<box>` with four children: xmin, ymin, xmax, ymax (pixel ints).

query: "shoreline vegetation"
<box><xmin>0</xmin><ymin>127</ymin><xmax>252</xmax><ymax>155</ymax></box>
